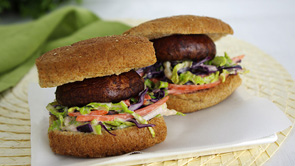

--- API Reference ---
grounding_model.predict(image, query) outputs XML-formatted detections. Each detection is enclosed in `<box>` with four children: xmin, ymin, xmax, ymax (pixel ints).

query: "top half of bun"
<box><xmin>124</xmin><ymin>15</ymin><xmax>233</xmax><ymax>41</ymax></box>
<box><xmin>36</xmin><ymin>35</ymin><xmax>156</xmax><ymax>88</ymax></box>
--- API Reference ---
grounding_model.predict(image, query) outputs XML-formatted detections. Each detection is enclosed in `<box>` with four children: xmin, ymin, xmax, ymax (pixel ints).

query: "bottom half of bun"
<box><xmin>166</xmin><ymin>75</ymin><xmax>242</xmax><ymax>113</ymax></box>
<box><xmin>48</xmin><ymin>116</ymin><xmax>167</xmax><ymax>158</ymax></box>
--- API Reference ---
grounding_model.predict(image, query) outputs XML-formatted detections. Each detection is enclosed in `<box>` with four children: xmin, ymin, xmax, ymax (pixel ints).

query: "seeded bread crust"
<box><xmin>124</xmin><ymin>15</ymin><xmax>233</xmax><ymax>41</ymax></box>
<box><xmin>36</xmin><ymin>35</ymin><xmax>156</xmax><ymax>88</ymax></box>
<box><xmin>48</xmin><ymin>116</ymin><xmax>167</xmax><ymax>158</ymax></box>
<box><xmin>166</xmin><ymin>75</ymin><xmax>242</xmax><ymax>113</ymax></box>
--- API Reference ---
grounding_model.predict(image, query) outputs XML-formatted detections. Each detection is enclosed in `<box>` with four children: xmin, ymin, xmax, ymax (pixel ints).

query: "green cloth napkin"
<box><xmin>0</xmin><ymin>6</ymin><xmax>131</xmax><ymax>92</ymax></box>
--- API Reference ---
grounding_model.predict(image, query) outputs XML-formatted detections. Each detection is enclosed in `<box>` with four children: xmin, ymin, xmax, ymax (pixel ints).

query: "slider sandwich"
<box><xmin>36</xmin><ymin>35</ymin><xmax>176</xmax><ymax>157</ymax></box>
<box><xmin>124</xmin><ymin>15</ymin><xmax>246</xmax><ymax>113</ymax></box>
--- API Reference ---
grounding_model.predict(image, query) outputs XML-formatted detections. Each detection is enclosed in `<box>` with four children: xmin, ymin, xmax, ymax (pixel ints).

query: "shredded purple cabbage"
<box><xmin>138</xmin><ymin>63</ymin><xmax>162</xmax><ymax>73</ymax></box>
<box><xmin>235</xmin><ymin>60</ymin><xmax>242</xmax><ymax>63</ymax></box>
<box><xmin>145</xmin><ymin>71</ymin><xmax>164</xmax><ymax>79</ymax></box>
<box><xmin>184</xmin><ymin>81</ymin><xmax>194</xmax><ymax>85</ymax></box>
<box><xmin>189</xmin><ymin>64</ymin><xmax>218</xmax><ymax>75</ymax></box>
<box><xmin>189</xmin><ymin>57</ymin><xmax>218</xmax><ymax>75</ymax></box>
<box><xmin>177</xmin><ymin>67</ymin><xmax>190</xmax><ymax>74</ymax></box>
<box><xmin>107</xmin><ymin>110</ymin><xmax>117</xmax><ymax>115</ymax></box>
<box><xmin>136</xmin><ymin>68</ymin><xmax>145</xmax><ymax>75</ymax></box>
<box><xmin>170</xmin><ymin>57</ymin><xmax>216</xmax><ymax>75</ymax></box>
<box><xmin>191</xmin><ymin>56</ymin><xmax>212</xmax><ymax>67</ymax></box>
<box><xmin>77</xmin><ymin>124</ymin><xmax>93</xmax><ymax>133</ymax></box>
<box><xmin>177</xmin><ymin>63</ymin><xmax>218</xmax><ymax>75</ymax></box>
<box><xmin>127</xmin><ymin>119</ymin><xmax>155</xmax><ymax>128</ymax></box>
<box><xmin>99</xmin><ymin>122</ymin><xmax>116</xmax><ymax>136</ymax></box>
<box><xmin>150</xmin><ymin>89</ymin><xmax>166</xmax><ymax>102</ymax></box>
<box><xmin>52</xmin><ymin>104</ymin><xmax>59</xmax><ymax>108</ymax></box>
<box><xmin>218</xmin><ymin>65</ymin><xmax>242</xmax><ymax>71</ymax></box>
<box><xmin>129</xmin><ymin>88</ymin><xmax>148</xmax><ymax>111</ymax></box>
<box><xmin>137</xmin><ymin>62</ymin><xmax>164</xmax><ymax>79</ymax></box>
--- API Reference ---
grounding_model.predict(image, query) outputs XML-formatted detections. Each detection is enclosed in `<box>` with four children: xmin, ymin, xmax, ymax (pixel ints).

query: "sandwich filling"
<box><xmin>138</xmin><ymin>53</ymin><xmax>246</xmax><ymax>95</ymax></box>
<box><xmin>47</xmin><ymin>88</ymin><xmax>180</xmax><ymax>137</ymax></box>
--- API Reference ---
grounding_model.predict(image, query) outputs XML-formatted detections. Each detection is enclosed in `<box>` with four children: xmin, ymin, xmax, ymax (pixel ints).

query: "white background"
<box><xmin>80</xmin><ymin>1</ymin><xmax>295</xmax><ymax>165</ymax></box>
<box><xmin>2</xmin><ymin>0</ymin><xmax>295</xmax><ymax>165</ymax></box>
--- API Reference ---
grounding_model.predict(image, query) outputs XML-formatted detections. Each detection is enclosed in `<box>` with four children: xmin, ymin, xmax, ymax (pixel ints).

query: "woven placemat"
<box><xmin>0</xmin><ymin>34</ymin><xmax>294</xmax><ymax>165</ymax></box>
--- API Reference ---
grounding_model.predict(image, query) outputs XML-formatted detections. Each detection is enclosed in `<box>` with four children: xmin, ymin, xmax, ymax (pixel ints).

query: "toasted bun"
<box><xmin>48</xmin><ymin>116</ymin><xmax>167</xmax><ymax>157</ymax></box>
<box><xmin>36</xmin><ymin>35</ymin><xmax>156</xmax><ymax>88</ymax></box>
<box><xmin>166</xmin><ymin>75</ymin><xmax>241</xmax><ymax>113</ymax></box>
<box><xmin>124</xmin><ymin>15</ymin><xmax>233</xmax><ymax>41</ymax></box>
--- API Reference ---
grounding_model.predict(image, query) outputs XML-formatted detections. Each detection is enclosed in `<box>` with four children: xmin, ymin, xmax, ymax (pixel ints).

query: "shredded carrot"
<box><xmin>123</xmin><ymin>99</ymin><xmax>131</xmax><ymax>106</ymax></box>
<box><xmin>143</xmin><ymin>94</ymin><xmax>152</xmax><ymax>105</ymax></box>
<box><xmin>68</xmin><ymin>110</ymin><xmax>108</xmax><ymax>117</ymax></box>
<box><xmin>168</xmin><ymin>80</ymin><xmax>221</xmax><ymax>95</ymax></box>
<box><xmin>231</xmin><ymin>54</ymin><xmax>245</xmax><ymax>63</ymax></box>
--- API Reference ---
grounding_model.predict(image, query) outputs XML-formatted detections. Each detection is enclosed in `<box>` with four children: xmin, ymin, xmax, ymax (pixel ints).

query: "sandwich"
<box><xmin>35</xmin><ymin>35</ymin><xmax>175</xmax><ymax>157</ymax></box>
<box><xmin>124</xmin><ymin>15</ymin><xmax>246</xmax><ymax>113</ymax></box>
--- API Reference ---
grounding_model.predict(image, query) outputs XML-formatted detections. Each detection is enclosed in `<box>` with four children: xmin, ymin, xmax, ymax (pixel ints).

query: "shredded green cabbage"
<box><xmin>220</xmin><ymin>69</ymin><xmax>230</xmax><ymax>82</ymax></box>
<box><xmin>67</xmin><ymin>101</ymin><xmax>127</xmax><ymax>116</ymax></box>
<box><xmin>171</xmin><ymin>61</ymin><xmax>192</xmax><ymax>83</ymax></box>
<box><xmin>155</xmin><ymin>81</ymin><xmax>169</xmax><ymax>89</ymax></box>
<box><xmin>206</xmin><ymin>52</ymin><xmax>233</xmax><ymax>67</ymax></box>
<box><xmin>94</xmin><ymin>125</ymin><xmax>102</xmax><ymax>135</ymax></box>
<box><xmin>145</xmin><ymin>79</ymin><xmax>168</xmax><ymax>90</ymax></box>
<box><xmin>90</xmin><ymin>119</ymin><xmax>136</xmax><ymax>135</ymax></box>
<box><xmin>46</xmin><ymin>103</ymin><xmax>67</xmax><ymax>128</ymax></box>
<box><xmin>48</xmin><ymin>119</ymin><xmax>61</xmax><ymax>131</ymax></box>
<box><xmin>144</xmin><ymin>79</ymin><xmax>154</xmax><ymax>89</ymax></box>
<box><xmin>177</xmin><ymin>71</ymin><xmax>219</xmax><ymax>85</ymax></box>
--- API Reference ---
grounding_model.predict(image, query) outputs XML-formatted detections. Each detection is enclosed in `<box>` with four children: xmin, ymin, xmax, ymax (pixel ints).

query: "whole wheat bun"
<box><xmin>48</xmin><ymin>116</ymin><xmax>167</xmax><ymax>157</ymax></box>
<box><xmin>123</xmin><ymin>15</ymin><xmax>233</xmax><ymax>41</ymax></box>
<box><xmin>166</xmin><ymin>75</ymin><xmax>242</xmax><ymax>113</ymax></box>
<box><xmin>36</xmin><ymin>35</ymin><xmax>156</xmax><ymax>88</ymax></box>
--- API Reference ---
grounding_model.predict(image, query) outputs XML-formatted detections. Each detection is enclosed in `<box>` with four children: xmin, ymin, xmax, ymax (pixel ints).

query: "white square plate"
<box><xmin>29</xmin><ymin>84</ymin><xmax>291</xmax><ymax>166</ymax></box>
